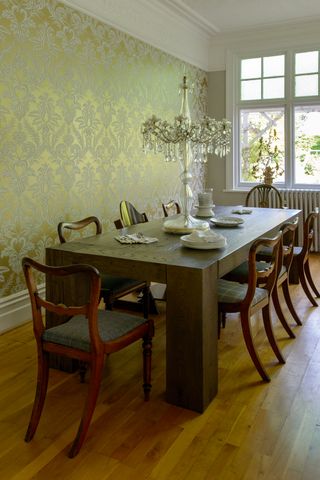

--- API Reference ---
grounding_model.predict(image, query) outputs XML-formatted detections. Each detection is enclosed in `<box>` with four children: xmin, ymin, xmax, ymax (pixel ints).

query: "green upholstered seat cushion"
<box><xmin>223</xmin><ymin>261</ymin><xmax>271</xmax><ymax>284</ymax></box>
<box><xmin>101</xmin><ymin>274</ymin><xmax>143</xmax><ymax>295</ymax></box>
<box><xmin>42</xmin><ymin>309</ymin><xmax>147</xmax><ymax>352</ymax></box>
<box><xmin>218</xmin><ymin>279</ymin><xmax>268</xmax><ymax>305</ymax></box>
<box><xmin>256</xmin><ymin>246</ymin><xmax>273</xmax><ymax>258</ymax></box>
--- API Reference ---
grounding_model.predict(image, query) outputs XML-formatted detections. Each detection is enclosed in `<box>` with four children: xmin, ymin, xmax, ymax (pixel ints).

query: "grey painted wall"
<box><xmin>207</xmin><ymin>71</ymin><xmax>247</xmax><ymax>207</ymax></box>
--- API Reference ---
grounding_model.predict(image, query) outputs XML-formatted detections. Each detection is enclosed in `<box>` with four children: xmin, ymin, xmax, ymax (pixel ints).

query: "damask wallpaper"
<box><xmin>0</xmin><ymin>0</ymin><xmax>207</xmax><ymax>298</ymax></box>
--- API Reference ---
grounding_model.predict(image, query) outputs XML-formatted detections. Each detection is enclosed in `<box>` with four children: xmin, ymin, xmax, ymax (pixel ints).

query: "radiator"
<box><xmin>276</xmin><ymin>189</ymin><xmax>320</xmax><ymax>252</ymax></box>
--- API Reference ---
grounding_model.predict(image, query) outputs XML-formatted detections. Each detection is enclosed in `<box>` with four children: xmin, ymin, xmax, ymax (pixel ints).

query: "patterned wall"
<box><xmin>0</xmin><ymin>0</ymin><xmax>207</xmax><ymax>297</ymax></box>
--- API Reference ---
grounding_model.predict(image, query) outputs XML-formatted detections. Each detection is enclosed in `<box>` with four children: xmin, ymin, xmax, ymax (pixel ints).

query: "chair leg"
<box><xmin>217</xmin><ymin>311</ymin><xmax>226</xmax><ymax>339</ymax></box>
<box><xmin>101</xmin><ymin>293</ymin><xmax>113</xmax><ymax>311</ymax></box>
<box><xmin>149</xmin><ymin>290</ymin><xmax>158</xmax><ymax>315</ymax></box>
<box><xmin>143</xmin><ymin>334</ymin><xmax>153</xmax><ymax>401</ymax></box>
<box><xmin>68</xmin><ymin>356</ymin><xmax>104</xmax><ymax>458</ymax></box>
<box><xmin>262</xmin><ymin>305</ymin><xmax>285</xmax><ymax>364</ymax></box>
<box><xmin>272</xmin><ymin>286</ymin><xmax>295</xmax><ymax>338</ymax></box>
<box><xmin>304</xmin><ymin>259</ymin><xmax>320</xmax><ymax>297</ymax></box>
<box><xmin>298</xmin><ymin>261</ymin><xmax>318</xmax><ymax>306</ymax></box>
<box><xmin>142</xmin><ymin>286</ymin><xmax>150</xmax><ymax>319</ymax></box>
<box><xmin>139</xmin><ymin>286</ymin><xmax>158</xmax><ymax>315</ymax></box>
<box><xmin>25</xmin><ymin>351</ymin><xmax>50</xmax><ymax>442</ymax></box>
<box><xmin>282</xmin><ymin>279</ymin><xmax>302</xmax><ymax>326</ymax></box>
<box><xmin>240</xmin><ymin>311</ymin><xmax>270</xmax><ymax>382</ymax></box>
<box><xmin>79</xmin><ymin>361</ymin><xmax>88</xmax><ymax>383</ymax></box>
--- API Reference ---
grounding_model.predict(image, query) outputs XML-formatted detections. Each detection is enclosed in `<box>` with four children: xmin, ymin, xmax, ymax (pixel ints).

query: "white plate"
<box><xmin>211</xmin><ymin>216</ymin><xmax>244</xmax><ymax>227</ymax></box>
<box><xmin>181</xmin><ymin>235</ymin><xmax>227</xmax><ymax>250</ymax></box>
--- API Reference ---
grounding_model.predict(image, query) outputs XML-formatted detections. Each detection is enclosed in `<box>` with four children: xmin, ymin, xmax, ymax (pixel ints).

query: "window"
<box><xmin>241</xmin><ymin>55</ymin><xmax>285</xmax><ymax>101</ymax></box>
<box><xmin>228</xmin><ymin>49</ymin><xmax>320</xmax><ymax>189</ymax></box>
<box><xmin>294</xmin><ymin>106</ymin><xmax>320</xmax><ymax>184</ymax></box>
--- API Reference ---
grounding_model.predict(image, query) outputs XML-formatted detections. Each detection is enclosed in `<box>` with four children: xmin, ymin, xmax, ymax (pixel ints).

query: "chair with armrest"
<box><xmin>218</xmin><ymin>233</ymin><xmax>285</xmax><ymax>382</ymax></box>
<box><xmin>58</xmin><ymin>216</ymin><xmax>148</xmax><ymax>311</ymax></box>
<box><xmin>245</xmin><ymin>183</ymin><xmax>283</xmax><ymax>208</ymax></box>
<box><xmin>162</xmin><ymin>200</ymin><xmax>181</xmax><ymax>217</ymax></box>
<box><xmin>22</xmin><ymin>257</ymin><xmax>154</xmax><ymax>458</ymax></box>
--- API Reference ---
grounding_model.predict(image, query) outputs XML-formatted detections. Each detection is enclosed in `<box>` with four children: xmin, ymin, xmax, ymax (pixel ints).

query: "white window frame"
<box><xmin>226</xmin><ymin>46</ymin><xmax>320</xmax><ymax>191</ymax></box>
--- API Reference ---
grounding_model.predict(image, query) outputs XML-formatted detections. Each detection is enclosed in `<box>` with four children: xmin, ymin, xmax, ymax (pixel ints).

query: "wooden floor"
<box><xmin>1</xmin><ymin>255</ymin><xmax>320</xmax><ymax>479</ymax></box>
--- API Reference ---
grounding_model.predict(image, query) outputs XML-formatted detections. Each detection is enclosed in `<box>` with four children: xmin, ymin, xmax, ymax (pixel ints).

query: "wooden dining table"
<box><xmin>46</xmin><ymin>206</ymin><xmax>300</xmax><ymax>413</ymax></box>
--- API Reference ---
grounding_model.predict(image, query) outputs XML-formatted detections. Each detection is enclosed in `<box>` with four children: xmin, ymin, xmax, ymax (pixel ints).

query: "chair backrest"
<box><xmin>244</xmin><ymin>232</ymin><xmax>282</xmax><ymax>307</ymax></box>
<box><xmin>58</xmin><ymin>216</ymin><xmax>102</xmax><ymax>244</ymax></box>
<box><xmin>301</xmin><ymin>211</ymin><xmax>318</xmax><ymax>258</ymax></box>
<box><xmin>114</xmin><ymin>218</ymin><xmax>125</xmax><ymax>230</ymax></box>
<box><xmin>162</xmin><ymin>200</ymin><xmax>181</xmax><ymax>217</ymax></box>
<box><xmin>245</xmin><ymin>184</ymin><xmax>283</xmax><ymax>208</ymax></box>
<box><xmin>119</xmin><ymin>201</ymin><xmax>148</xmax><ymax>227</ymax></box>
<box><xmin>22</xmin><ymin>257</ymin><xmax>102</xmax><ymax>352</ymax></box>
<box><xmin>279</xmin><ymin>218</ymin><xmax>299</xmax><ymax>274</ymax></box>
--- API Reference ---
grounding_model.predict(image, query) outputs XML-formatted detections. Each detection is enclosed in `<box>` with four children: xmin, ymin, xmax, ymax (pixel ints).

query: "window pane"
<box><xmin>295</xmin><ymin>51</ymin><xmax>318</xmax><ymax>74</ymax></box>
<box><xmin>241</xmin><ymin>58</ymin><xmax>261</xmax><ymax>79</ymax></box>
<box><xmin>263</xmin><ymin>78</ymin><xmax>284</xmax><ymax>99</ymax></box>
<box><xmin>240</xmin><ymin>109</ymin><xmax>285</xmax><ymax>183</ymax></box>
<box><xmin>294</xmin><ymin>106</ymin><xmax>320</xmax><ymax>185</ymax></box>
<box><xmin>295</xmin><ymin>74</ymin><xmax>318</xmax><ymax>96</ymax></box>
<box><xmin>263</xmin><ymin>55</ymin><xmax>285</xmax><ymax>77</ymax></box>
<box><xmin>241</xmin><ymin>79</ymin><xmax>261</xmax><ymax>100</ymax></box>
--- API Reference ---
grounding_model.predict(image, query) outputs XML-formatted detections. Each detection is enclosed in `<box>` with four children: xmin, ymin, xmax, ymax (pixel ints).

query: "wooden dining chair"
<box><xmin>224</xmin><ymin>219</ymin><xmax>301</xmax><ymax>338</ymax></box>
<box><xmin>113</xmin><ymin>207</ymin><xmax>159</xmax><ymax>311</ymax></box>
<box><xmin>58</xmin><ymin>216</ymin><xmax>148</xmax><ymax>311</ymax></box>
<box><xmin>245</xmin><ymin>183</ymin><xmax>283</xmax><ymax>208</ymax></box>
<box><xmin>218</xmin><ymin>233</ymin><xmax>284</xmax><ymax>382</ymax></box>
<box><xmin>271</xmin><ymin>220</ymin><xmax>302</xmax><ymax>336</ymax></box>
<box><xmin>162</xmin><ymin>200</ymin><xmax>181</xmax><ymax>217</ymax></box>
<box><xmin>22</xmin><ymin>257</ymin><xmax>154</xmax><ymax>458</ymax></box>
<box><xmin>291</xmin><ymin>211</ymin><xmax>320</xmax><ymax>306</ymax></box>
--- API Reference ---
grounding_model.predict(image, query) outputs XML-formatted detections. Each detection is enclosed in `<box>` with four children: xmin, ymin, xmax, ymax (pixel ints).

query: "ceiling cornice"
<box><xmin>158</xmin><ymin>0</ymin><xmax>220</xmax><ymax>35</ymax></box>
<box><xmin>58</xmin><ymin>0</ymin><xmax>210</xmax><ymax>70</ymax></box>
<box><xmin>57</xmin><ymin>1</ymin><xmax>320</xmax><ymax>73</ymax></box>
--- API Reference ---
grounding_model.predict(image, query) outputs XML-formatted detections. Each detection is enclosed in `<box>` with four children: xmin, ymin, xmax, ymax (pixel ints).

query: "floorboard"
<box><xmin>1</xmin><ymin>254</ymin><xmax>320</xmax><ymax>479</ymax></box>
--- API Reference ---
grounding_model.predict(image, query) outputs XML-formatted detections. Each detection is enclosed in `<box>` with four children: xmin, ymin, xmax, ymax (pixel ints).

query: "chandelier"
<box><xmin>142</xmin><ymin>76</ymin><xmax>231</xmax><ymax>233</ymax></box>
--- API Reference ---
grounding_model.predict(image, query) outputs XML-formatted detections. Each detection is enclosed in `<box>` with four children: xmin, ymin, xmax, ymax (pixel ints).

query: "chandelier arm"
<box><xmin>151</xmin><ymin>131</ymin><xmax>187</xmax><ymax>144</ymax></box>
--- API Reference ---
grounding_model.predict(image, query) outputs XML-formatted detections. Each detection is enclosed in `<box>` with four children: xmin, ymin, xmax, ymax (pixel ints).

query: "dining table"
<box><xmin>45</xmin><ymin>205</ymin><xmax>300</xmax><ymax>413</ymax></box>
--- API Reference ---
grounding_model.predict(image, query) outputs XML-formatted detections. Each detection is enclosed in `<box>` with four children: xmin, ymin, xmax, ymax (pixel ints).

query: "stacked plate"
<box><xmin>211</xmin><ymin>216</ymin><xmax>244</xmax><ymax>227</ymax></box>
<box><xmin>181</xmin><ymin>230</ymin><xmax>227</xmax><ymax>250</ymax></box>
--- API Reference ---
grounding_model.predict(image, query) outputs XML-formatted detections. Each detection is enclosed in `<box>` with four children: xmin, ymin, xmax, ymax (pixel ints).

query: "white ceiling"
<box><xmin>167</xmin><ymin>0</ymin><xmax>320</xmax><ymax>34</ymax></box>
<box><xmin>60</xmin><ymin>0</ymin><xmax>320</xmax><ymax>71</ymax></box>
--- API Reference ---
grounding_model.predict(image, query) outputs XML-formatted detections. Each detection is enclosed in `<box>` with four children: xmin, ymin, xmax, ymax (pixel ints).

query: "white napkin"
<box><xmin>115</xmin><ymin>233</ymin><xmax>158</xmax><ymax>244</ymax></box>
<box><xmin>186</xmin><ymin>230</ymin><xmax>226</xmax><ymax>244</ymax></box>
<box><xmin>231</xmin><ymin>208</ymin><xmax>252</xmax><ymax>214</ymax></box>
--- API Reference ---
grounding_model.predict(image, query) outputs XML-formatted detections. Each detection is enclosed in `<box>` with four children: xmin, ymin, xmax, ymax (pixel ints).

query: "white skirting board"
<box><xmin>0</xmin><ymin>284</ymin><xmax>45</xmax><ymax>334</ymax></box>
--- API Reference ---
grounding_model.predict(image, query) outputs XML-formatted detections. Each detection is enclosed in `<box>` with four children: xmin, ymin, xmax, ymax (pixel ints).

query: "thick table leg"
<box><xmin>165</xmin><ymin>263</ymin><xmax>218</xmax><ymax>413</ymax></box>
